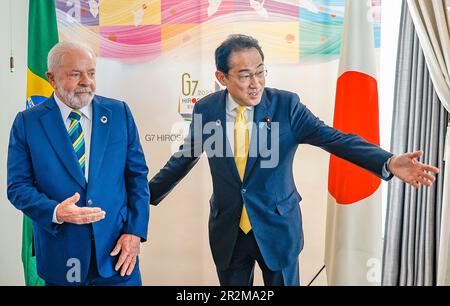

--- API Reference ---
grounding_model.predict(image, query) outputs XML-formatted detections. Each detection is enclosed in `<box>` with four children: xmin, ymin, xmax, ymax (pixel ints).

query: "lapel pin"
<box><xmin>265</xmin><ymin>116</ymin><xmax>271</xmax><ymax>130</ymax></box>
<box><xmin>100</xmin><ymin>116</ymin><xmax>108</xmax><ymax>124</ymax></box>
<box><xmin>216</xmin><ymin>120</ymin><xmax>221</xmax><ymax>126</ymax></box>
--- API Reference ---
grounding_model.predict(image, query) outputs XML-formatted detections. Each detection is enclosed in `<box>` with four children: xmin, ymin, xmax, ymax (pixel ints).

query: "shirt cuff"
<box><xmin>381</xmin><ymin>156</ymin><xmax>393</xmax><ymax>179</ymax></box>
<box><xmin>52</xmin><ymin>204</ymin><xmax>64</xmax><ymax>224</ymax></box>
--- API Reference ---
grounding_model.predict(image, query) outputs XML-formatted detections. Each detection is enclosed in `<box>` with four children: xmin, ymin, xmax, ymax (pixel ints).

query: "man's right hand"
<box><xmin>56</xmin><ymin>193</ymin><xmax>106</xmax><ymax>224</ymax></box>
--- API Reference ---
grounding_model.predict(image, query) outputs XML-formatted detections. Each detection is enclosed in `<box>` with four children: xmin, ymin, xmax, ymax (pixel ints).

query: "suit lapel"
<box><xmin>87</xmin><ymin>97</ymin><xmax>111</xmax><ymax>186</ymax></box>
<box><xmin>39</xmin><ymin>96</ymin><xmax>87</xmax><ymax>190</ymax></box>
<box><xmin>214</xmin><ymin>90</ymin><xmax>241</xmax><ymax>184</ymax></box>
<box><xmin>243</xmin><ymin>90</ymin><xmax>270</xmax><ymax>182</ymax></box>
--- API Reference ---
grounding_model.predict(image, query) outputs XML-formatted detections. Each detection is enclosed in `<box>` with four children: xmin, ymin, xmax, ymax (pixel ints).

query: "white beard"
<box><xmin>56</xmin><ymin>83</ymin><xmax>95</xmax><ymax>109</ymax></box>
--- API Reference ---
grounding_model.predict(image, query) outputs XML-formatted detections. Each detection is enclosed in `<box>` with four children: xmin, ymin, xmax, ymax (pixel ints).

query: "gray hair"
<box><xmin>47</xmin><ymin>41</ymin><xmax>96</xmax><ymax>72</ymax></box>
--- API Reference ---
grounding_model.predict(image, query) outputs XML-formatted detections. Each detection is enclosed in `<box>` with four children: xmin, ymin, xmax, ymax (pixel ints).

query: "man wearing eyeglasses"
<box><xmin>149</xmin><ymin>34</ymin><xmax>439</xmax><ymax>286</ymax></box>
<box><xmin>7</xmin><ymin>41</ymin><xmax>149</xmax><ymax>285</ymax></box>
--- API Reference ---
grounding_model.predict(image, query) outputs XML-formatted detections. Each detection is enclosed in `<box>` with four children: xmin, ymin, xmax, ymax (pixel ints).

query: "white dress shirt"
<box><xmin>52</xmin><ymin>94</ymin><xmax>93</xmax><ymax>223</ymax></box>
<box><xmin>226</xmin><ymin>94</ymin><xmax>254</xmax><ymax>155</ymax></box>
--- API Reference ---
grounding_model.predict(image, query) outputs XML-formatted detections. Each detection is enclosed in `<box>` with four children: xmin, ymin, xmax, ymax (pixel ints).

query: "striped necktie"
<box><xmin>68</xmin><ymin>110</ymin><xmax>86</xmax><ymax>175</ymax></box>
<box><xmin>235</xmin><ymin>105</ymin><xmax>252</xmax><ymax>234</ymax></box>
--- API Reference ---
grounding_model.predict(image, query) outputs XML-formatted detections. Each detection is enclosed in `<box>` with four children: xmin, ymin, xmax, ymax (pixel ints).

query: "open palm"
<box><xmin>388</xmin><ymin>151</ymin><xmax>440</xmax><ymax>189</ymax></box>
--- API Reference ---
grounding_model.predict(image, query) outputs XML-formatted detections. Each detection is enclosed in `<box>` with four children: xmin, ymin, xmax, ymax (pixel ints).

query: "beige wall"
<box><xmin>0</xmin><ymin>0</ymin><xmax>29</xmax><ymax>286</ymax></box>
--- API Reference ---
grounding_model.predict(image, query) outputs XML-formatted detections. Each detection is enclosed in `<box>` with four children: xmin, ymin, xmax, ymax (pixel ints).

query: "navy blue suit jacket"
<box><xmin>149</xmin><ymin>88</ymin><xmax>392</xmax><ymax>271</ymax></box>
<box><xmin>7</xmin><ymin>95</ymin><xmax>150</xmax><ymax>285</ymax></box>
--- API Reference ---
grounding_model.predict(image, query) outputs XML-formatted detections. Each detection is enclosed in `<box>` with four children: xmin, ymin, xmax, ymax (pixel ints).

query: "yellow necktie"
<box><xmin>235</xmin><ymin>106</ymin><xmax>252</xmax><ymax>234</ymax></box>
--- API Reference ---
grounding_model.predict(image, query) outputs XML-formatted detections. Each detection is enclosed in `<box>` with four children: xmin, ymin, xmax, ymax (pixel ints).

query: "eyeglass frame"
<box><xmin>225</xmin><ymin>65</ymin><xmax>268</xmax><ymax>84</ymax></box>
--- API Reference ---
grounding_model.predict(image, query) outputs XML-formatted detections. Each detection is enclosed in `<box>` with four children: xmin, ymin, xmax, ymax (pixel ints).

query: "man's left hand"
<box><xmin>110</xmin><ymin>234</ymin><xmax>141</xmax><ymax>277</ymax></box>
<box><xmin>388</xmin><ymin>151</ymin><xmax>440</xmax><ymax>189</ymax></box>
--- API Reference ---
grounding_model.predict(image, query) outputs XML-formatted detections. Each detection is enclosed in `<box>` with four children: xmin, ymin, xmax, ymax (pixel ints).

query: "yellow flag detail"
<box><xmin>26</xmin><ymin>68</ymin><xmax>54</xmax><ymax>100</ymax></box>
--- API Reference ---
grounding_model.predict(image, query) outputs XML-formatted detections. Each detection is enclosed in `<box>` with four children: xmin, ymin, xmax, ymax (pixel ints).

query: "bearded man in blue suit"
<box><xmin>149</xmin><ymin>34</ymin><xmax>439</xmax><ymax>286</ymax></box>
<box><xmin>7</xmin><ymin>42</ymin><xmax>149</xmax><ymax>286</ymax></box>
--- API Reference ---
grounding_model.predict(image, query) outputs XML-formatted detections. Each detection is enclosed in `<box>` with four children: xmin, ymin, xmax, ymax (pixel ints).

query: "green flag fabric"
<box><xmin>23</xmin><ymin>0</ymin><xmax>59</xmax><ymax>286</ymax></box>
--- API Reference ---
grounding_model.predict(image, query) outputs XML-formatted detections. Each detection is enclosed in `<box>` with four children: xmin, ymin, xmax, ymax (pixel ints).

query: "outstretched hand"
<box><xmin>388</xmin><ymin>151</ymin><xmax>440</xmax><ymax>189</ymax></box>
<box><xmin>56</xmin><ymin>192</ymin><xmax>106</xmax><ymax>224</ymax></box>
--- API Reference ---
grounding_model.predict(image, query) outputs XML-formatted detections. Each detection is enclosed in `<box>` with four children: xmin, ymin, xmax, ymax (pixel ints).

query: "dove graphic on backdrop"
<box><xmin>88</xmin><ymin>0</ymin><xmax>99</xmax><ymax>18</ymax></box>
<box><xmin>65</xmin><ymin>0</ymin><xmax>81</xmax><ymax>22</ymax></box>
<box><xmin>207</xmin><ymin>0</ymin><xmax>222</xmax><ymax>17</ymax></box>
<box><xmin>298</xmin><ymin>0</ymin><xmax>319</xmax><ymax>13</ymax></box>
<box><xmin>250</xmin><ymin>0</ymin><xmax>269</xmax><ymax>18</ymax></box>
<box><xmin>207</xmin><ymin>0</ymin><xmax>320</xmax><ymax>18</ymax></box>
<box><xmin>134</xmin><ymin>3</ymin><xmax>147</xmax><ymax>26</ymax></box>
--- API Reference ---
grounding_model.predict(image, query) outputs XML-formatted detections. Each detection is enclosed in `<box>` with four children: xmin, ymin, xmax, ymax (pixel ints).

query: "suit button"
<box><xmin>242</xmin><ymin>189</ymin><xmax>247</xmax><ymax>194</ymax></box>
<box><xmin>87</xmin><ymin>199</ymin><xmax>93</xmax><ymax>205</ymax></box>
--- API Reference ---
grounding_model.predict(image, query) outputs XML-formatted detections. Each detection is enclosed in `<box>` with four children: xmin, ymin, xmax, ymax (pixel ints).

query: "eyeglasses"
<box><xmin>226</xmin><ymin>67</ymin><xmax>268</xmax><ymax>84</ymax></box>
<box><xmin>66</xmin><ymin>71</ymin><xmax>96</xmax><ymax>81</ymax></box>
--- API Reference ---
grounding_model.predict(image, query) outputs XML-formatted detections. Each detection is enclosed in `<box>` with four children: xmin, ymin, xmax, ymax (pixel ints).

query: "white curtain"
<box><xmin>407</xmin><ymin>0</ymin><xmax>450</xmax><ymax>285</ymax></box>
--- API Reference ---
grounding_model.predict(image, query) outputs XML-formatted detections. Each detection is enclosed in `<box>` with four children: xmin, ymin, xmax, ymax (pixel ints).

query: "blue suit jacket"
<box><xmin>7</xmin><ymin>95</ymin><xmax>150</xmax><ymax>285</ymax></box>
<box><xmin>149</xmin><ymin>88</ymin><xmax>392</xmax><ymax>271</ymax></box>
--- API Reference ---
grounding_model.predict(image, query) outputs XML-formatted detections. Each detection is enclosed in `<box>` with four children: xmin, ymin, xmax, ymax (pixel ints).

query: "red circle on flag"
<box><xmin>328</xmin><ymin>71</ymin><xmax>381</xmax><ymax>204</ymax></box>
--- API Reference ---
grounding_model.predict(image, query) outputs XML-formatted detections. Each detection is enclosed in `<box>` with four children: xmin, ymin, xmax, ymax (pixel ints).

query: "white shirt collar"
<box><xmin>226</xmin><ymin>93</ymin><xmax>254</xmax><ymax>113</ymax></box>
<box><xmin>53</xmin><ymin>92</ymin><xmax>92</xmax><ymax>121</ymax></box>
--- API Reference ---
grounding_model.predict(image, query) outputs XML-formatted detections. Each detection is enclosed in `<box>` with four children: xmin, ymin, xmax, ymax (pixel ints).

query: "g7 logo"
<box><xmin>182</xmin><ymin>73</ymin><xmax>199</xmax><ymax>96</ymax></box>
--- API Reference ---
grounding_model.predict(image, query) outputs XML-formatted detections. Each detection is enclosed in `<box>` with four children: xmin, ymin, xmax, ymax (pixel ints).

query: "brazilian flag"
<box><xmin>23</xmin><ymin>0</ymin><xmax>58</xmax><ymax>286</ymax></box>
